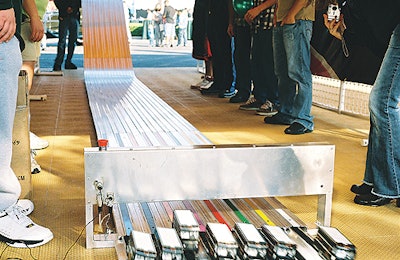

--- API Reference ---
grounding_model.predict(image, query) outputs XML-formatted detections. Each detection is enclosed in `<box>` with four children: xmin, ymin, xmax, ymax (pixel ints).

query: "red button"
<box><xmin>97</xmin><ymin>139</ymin><xmax>108</xmax><ymax>147</ymax></box>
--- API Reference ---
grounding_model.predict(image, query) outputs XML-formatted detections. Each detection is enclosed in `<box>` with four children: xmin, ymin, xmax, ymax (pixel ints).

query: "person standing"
<box><xmin>324</xmin><ymin>0</ymin><xmax>400</xmax><ymax>207</ymax></box>
<box><xmin>238</xmin><ymin>0</ymin><xmax>279</xmax><ymax>117</ymax></box>
<box><xmin>200</xmin><ymin>0</ymin><xmax>233</xmax><ymax>98</ymax></box>
<box><xmin>153</xmin><ymin>3</ymin><xmax>163</xmax><ymax>47</ymax></box>
<box><xmin>163</xmin><ymin>0</ymin><xmax>176</xmax><ymax>47</ymax></box>
<box><xmin>177</xmin><ymin>8</ymin><xmax>188</xmax><ymax>46</ymax></box>
<box><xmin>20</xmin><ymin>0</ymin><xmax>50</xmax><ymax>175</ymax></box>
<box><xmin>146</xmin><ymin>8</ymin><xmax>155</xmax><ymax>47</ymax></box>
<box><xmin>52</xmin><ymin>0</ymin><xmax>81</xmax><ymax>71</ymax></box>
<box><xmin>191</xmin><ymin>0</ymin><xmax>214</xmax><ymax>90</ymax></box>
<box><xmin>227</xmin><ymin>0</ymin><xmax>252</xmax><ymax>103</ymax></box>
<box><xmin>0</xmin><ymin>0</ymin><xmax>53</xmax><ymax>247</ymax></box>
<box><xmin>264</xmin><ymin>0</ymin><xmax>315</xmax><ymax>135</ymax></box>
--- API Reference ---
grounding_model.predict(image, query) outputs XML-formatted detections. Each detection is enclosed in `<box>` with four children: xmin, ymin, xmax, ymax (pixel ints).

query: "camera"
<box><xmin>327</xmin><ymin>3</ymin><xmax>340</xmax><ymax>22</ymax></box>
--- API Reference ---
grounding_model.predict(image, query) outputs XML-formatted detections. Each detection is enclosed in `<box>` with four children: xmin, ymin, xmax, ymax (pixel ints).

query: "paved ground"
<box><xmin>39</xmin><ymin>37</ymin><xmax>197</xmax><ymax>69</ymax></box>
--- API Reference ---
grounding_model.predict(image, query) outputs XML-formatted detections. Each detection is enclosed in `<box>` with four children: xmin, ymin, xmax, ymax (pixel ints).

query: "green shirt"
<box><xmin>23</xmin><ymin>0</ymin><xmax>48</xmax><ymax>19</ymax></box>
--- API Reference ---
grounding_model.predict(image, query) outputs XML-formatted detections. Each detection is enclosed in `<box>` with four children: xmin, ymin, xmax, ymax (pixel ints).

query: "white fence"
<box><xmin>312</xmin><ymin>75</ymin><xmax>372</xmax><ymax>118</ymax></box>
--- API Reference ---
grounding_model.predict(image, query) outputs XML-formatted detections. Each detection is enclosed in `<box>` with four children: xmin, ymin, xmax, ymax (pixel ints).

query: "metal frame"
<box><xmin>85</xmin><ymin>143</ymin><xmax>335</xmax><ymax>249</ymax></box>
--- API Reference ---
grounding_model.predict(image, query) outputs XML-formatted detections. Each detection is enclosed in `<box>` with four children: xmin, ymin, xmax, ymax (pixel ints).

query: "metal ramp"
<box><xmin>84</xmin><ymin>70</ymin><xmax>212</xmax><ymax>147</ymax></box>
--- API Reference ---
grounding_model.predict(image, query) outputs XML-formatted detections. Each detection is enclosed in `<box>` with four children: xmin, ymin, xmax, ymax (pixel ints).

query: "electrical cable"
<box><xmin>0</xmin><ymin>242</ymin><xmax>37</xmax><ymax>260</ymax></box>
<box><xmin>62</xmin><ymin>214</ymin><xmax>99</xmax><ymax>260</ymax></box>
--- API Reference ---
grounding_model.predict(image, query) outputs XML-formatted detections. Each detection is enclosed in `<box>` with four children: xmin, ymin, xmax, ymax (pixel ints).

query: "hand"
<box><xmin>29</xmin><ymin>17</ymin><xmax>44</xmax><ymax>42</ymax></box>
<box><xmin>244</xmin><ymin>8</ymin><xmax>260</xmax><ymax>24</ymax></box>
<box><xmin>280</xmin><ymin>14</ymin><xmax>295</xmax><ymax>26</ymax></box>
<box><xmin>0</xmin><ymin>8</ymin><xmax>16</xmax><ymax>43</ymax></box>
<box><xmin>323</xmin><ymin>13</ymin><xmax>345</xmax><ymax>40</ymax></box>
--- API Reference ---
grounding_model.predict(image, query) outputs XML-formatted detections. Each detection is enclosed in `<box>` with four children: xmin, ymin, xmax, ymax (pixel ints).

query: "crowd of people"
<box><xmin>190</xmin><ymin>0</ymin><xmax>400</xmax><ymax>207</ymax></box>
<box><xmin>191</xmin><ymin>0</ymin><xmax>315</xmax><ymax>134</ymax></box>
<box><xmin>145</xmin><ymin>0</ymin><xmax>190</xmax><ymax>47</ymax></box>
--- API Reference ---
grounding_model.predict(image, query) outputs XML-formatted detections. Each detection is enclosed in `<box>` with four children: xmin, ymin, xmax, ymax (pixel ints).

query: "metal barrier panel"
<box><xmin>85</xmin><ymin>143</ymin><xmax>335</xmax><ymax>248</ymax></box>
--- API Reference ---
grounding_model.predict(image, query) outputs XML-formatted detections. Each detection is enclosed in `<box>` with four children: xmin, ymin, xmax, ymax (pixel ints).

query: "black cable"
<box><xmin>0</xmin><ymin>240</ymin><xmax>39</xmax><ymax>260</ymax></box>
<box><xmin>25</xmin><ymin>244</ymin><xmax>38</xmax><ymax>260</ymax></box>
<box><xmin>0</xmin><ymin>244</ymin><xmax>9</xmax><ymax>258</ymax></box>
<box><xmin>62</xmin><ymin>214</ymin><xmax>99</xmax><ymax>260</ymax></box>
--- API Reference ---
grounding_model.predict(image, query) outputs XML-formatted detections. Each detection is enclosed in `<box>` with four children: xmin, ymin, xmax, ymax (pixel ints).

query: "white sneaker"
<box><xmin>191</xmin><ymin>77</ymin><xmax>213</xmax><ymax>90</ymax></box>
<box><xmin>30</xmin><ymin>132</ymin><xmax>49</xmax><ymax>150</ymax></box>
<box><xmin>16</xmin><ymin>199</ymin><xmax>34</xmax><ymax>216</ymax></box>
<box><xmin>0</xmin><ymin>203</ymin><xmax>53</xmax><ymax>248</ymax></box>
<box><xmin>31</xmin><ymin>150</ymin><xmax>41</xmax><ymax>174</ymax></box>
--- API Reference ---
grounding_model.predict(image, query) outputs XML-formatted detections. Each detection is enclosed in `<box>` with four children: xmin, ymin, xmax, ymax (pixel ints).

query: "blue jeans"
<box><xmin>273</xmin><ymin>20</ymin><xmax>314</xmax><ymax>129</ymax></box>
<box><xmin>54</xmin><ymin>15</ymin><xmax>79</xmax><ymax>67</ymax></box>
<box><xmin>252</xmin><ymin>29</ymin><xmax>278</xmax><ymax>104</ymax></box>
<box><xmin>148</xmin><ymin>26</ymin><xmax>155</xmax><ymax>46</ymax></box>
<box><xmin>178</xmin><ymin>27</ymin><xmax>187</xmax><ymax>46</ymax></box>
<box><xmin>364</xmin><ymin>24</ymin><xmax>400</xmax><ymax>198</ymax></box>
<box><xmin>154</xmin><ymin>23</ymin><xmax>162</xmax><ymax>46</ymax></box>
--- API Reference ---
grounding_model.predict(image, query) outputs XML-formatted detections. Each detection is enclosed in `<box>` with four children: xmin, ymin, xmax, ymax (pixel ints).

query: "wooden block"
<box><xmin>11</xmin><ymin>71</ymin><xmax>32</xmax><ymax>199</ymax></box>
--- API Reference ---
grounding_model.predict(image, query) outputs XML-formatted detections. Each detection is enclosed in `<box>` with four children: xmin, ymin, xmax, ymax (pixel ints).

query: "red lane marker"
<box><xmin>204</xmin><ymin>200</ymin><xmax>231</xmax><ymax>230</ymax></box>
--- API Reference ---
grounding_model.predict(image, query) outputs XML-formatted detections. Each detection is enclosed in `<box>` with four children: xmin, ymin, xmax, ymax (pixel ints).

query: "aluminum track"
<box><xmin>84</xmin><ymin>70</ymin><xmax>212</xmax><ymax>148</ymax></box>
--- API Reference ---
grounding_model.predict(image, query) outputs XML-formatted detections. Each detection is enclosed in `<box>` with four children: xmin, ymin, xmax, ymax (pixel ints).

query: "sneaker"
<box><xmin>16</xmin><ymin>199</ymin><xmax>34</xmax><ymax>216</ymax></box>
<box><xmin>192</xmin><ymin>78</ymin><xmax>213</xmax><ymax>90</ymax></box>
<box><xmin>239</xmin><ymin>97</ymin><xmax>263</xmax><ymax>111</ymax></box>
<box><xmin>65</xmin><ymin>62</ymin><xmax>77</xmax><ymax>70</ymax></box>
<box><xmin>223</xmin><ymin>88</ymin><xmax>237</xmax><ymax>98</ymax></box>
<box><xmin>200</xmin><ymin>84</ymin><xmax>223</xmax><ymax>95</ymax></box>
<box><xmin>0</xmin><ymin>203</ymin><xmax>53</xmax><ymax>248</ymax></box>
<box><xmin>30</xmin><ymin>132</ymin><xmax>49</xmax><ymax>150</ymax></box>
<box><xmin>256</xmin><ymin>100</ymin><xmax>278</xmax><ymax>116</ymax></box>
<box><xmin>31</xmin><ymin>150</ymin><xmax>41</xmax><ymax>174</ymax></box>
<box><xmin>353</xmin><ymin>193</ymin><xmax>392</xmax><ymax>207</ymax></box>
